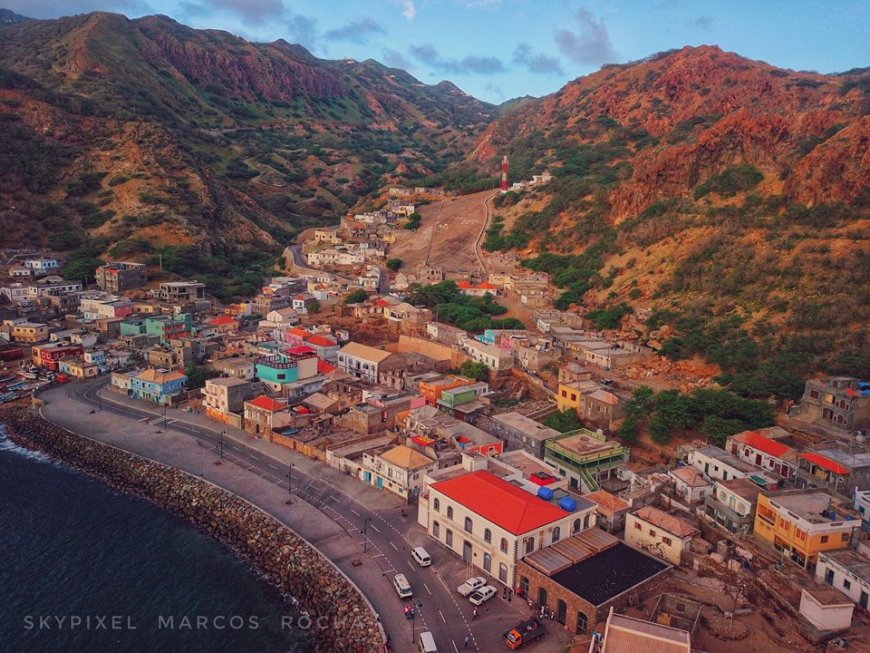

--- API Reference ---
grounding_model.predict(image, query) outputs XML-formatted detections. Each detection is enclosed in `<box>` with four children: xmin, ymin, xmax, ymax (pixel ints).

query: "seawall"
<box><xmin>0</xmin><ymin>401</ymin><xmax>383</xmax><ymax>653</ymax></box>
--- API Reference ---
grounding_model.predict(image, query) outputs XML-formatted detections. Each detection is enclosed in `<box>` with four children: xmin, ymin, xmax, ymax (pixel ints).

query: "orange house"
<box><xmin>419</xmin><ymin>375</ymin><xmax>474</xmax><ymax>406</ymax></box>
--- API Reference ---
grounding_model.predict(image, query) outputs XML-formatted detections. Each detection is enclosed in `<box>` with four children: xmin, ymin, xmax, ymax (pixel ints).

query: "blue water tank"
<box><xmin>559</xmin><ymin>496</ymin><xmax>577</xmax><ymax>512</ymax></box>
<box><xmin>537</xmin><ymin>486</ymin><xmax>554</xmax><ymax>501</ymax></box>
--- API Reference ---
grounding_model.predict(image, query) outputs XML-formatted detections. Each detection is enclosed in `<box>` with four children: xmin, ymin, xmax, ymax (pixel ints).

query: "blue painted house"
<box><xmin>130</xmin><ymin>368</ymin><xmax>188</xmax><ymax>405</ymax></box>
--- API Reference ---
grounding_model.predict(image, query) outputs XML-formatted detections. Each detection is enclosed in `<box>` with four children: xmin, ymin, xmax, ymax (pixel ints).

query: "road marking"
<box><xmin>407</xmin><ymin>561</ymin><xmax>416</xmax><ymax>573</ymax></box>
<box><xmin>267</xmin><ymin>464</ymin><xmax>279</xmax><ymax>470</ymax></box>
<box><xmin>439</xmin><ymin>610</ymin><xmax>446</xmax><ymax>624</ymax></box>
<box><xmin>350</xmin><ymin>508</ymin><xmax>360</xmax><ymax>517</ymax></box>
<box><xmin>388</xmin><ymin>541</ymin><xmax>398</xmax><ymax>551</ymax></box>
<box><xmin>138</xmin><ymin>417</ymin><xmax>148</xmax><ymax>422</ymax></box>
<box><xmin>438</xmin><ymin>575</ymin><xmax>450</xmax><ymax>592</ymax></box>
<box><xmin>167</xmin><ymin>419</ymin><xmax>177</xmax><ymax>425</ymax></box>
<box><xmin>249</xmin><ymin>454</ymin><xmax>259</xmax><ymax>460</ymax></box>
<box><xmin>369</xmin><ymin>523</ymin><xmax>380</xmax><ymax>533</ymax></box>
<box><xmin>452</xmin><ymin>640</ymin><xmax>459</xmax><ymax>653</ymax></box>
<box><xmin>424</xmin><ymin>583</ymin><xmax>432</xmax><ymax>596</ymax></box>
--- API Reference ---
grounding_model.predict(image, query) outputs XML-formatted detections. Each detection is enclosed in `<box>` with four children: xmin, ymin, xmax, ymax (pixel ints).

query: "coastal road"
<box><xmin>49</xmin><ymin>378</ymin><xmax>526</xmax><ymax>653</ymax></box>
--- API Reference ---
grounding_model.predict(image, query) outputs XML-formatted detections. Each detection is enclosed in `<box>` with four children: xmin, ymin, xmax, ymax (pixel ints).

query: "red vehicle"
<box><xmin>55</xmin><ymin>373</ymin><xmax>71</xmax><ymax>384</ymax></box>
<box><xmin>503</xmin><ymin>618</ymin><xmax>546</xmax><ymax>649</ymax></box>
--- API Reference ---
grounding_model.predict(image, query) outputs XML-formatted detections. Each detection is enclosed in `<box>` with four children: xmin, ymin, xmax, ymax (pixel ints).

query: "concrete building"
<box><xmin>11</xmin><ymin>321</ymin><xmax>48</xmax><ymax>343</ymax></box>
<box><xmin>796</xmin><ymin>377</ymin><xmax>870</xmax><ymax>433</ymax></box>
<box><xmin>544</xmin><ymin>429</ymin><xmax>630</xmax><ymax>493</ymax></box>
<box><xmin>516</xmin><ymin>530</ymin><xmax>670</xmax><ymax>638</ymax></box>
<box><xmin>594</xmin><ymin>609</ymin><xmax>691</xmax><ymax>653</ymax></box>
<box><xmin>687</xmin><ymin>446</ymin><xmax>775</xmax><ymax>486</ymax></box>
<box><xmin>754</xmin><ymin>488</ymin><xmax>862</xmax><ymax>570</ymax></box>
<box><xmin>156</xmin><ymin>281</ymin><xmax>206</xmax><ymax>303</ymax></box>
<box><xmin>725</xmin><ymin>426</ymin><xmax>798</xmax><ymax>479</ymax></box>
<box><xmin>243</xmin><ymin>395</ymin><xmax>292</xmax><ymax>438</ymax></box>
<box><xmin>625</xmin><ymin>507</ymin><xmax>699</xmax><ymax>565</ymax></box>
<box><xmin>460</xmin><ymin>338</ymin><xmax>513</xmax><ymax>372</ymax></box>
<box><xmin>583</xmin><ymin>490</ymin><xmax>631</xmax><ymax>534</ymax></box>
<box><xmin>24</xmin><ymin>258</ymin><xmax>61</xmax><ymax>275</ymax></box>
<box><xmin>129</xmin><ymin>368</ymin><xmax>188</xmax><ymax>406</ymax></box>
<box><xmin>816</xmin><ymin>549</ymin><xmax>870</xmax><ymax>609</ymax></box>
<box><xmin>489</xmin><ymin>412</ymin><xmax>561</xmax><ymax>460</ymax></box>
<box><xmin>203</xmin><ymin>377</ymin><xmax>259</xmax><ymax>418</ymax></box>
<box><xmin>796</xmin><ymin>446</ymin><xmax>870</xmax><ymax>497</ymax></box>
<box><xmin>336</xmin><ymin>342</ymin><xmax>404</xmax><ymax>384</ymax></box>
<box><xmin>425</xmin><ymin>469</ymin><xmax>596</xmax><ymax>589</ymax></box>
<box><xmin>799</xmin><ymin>588</ymin><xmax>854</xmax><ymax>632</ymax></box>
<box><xmin>360</xmin><ymin>444</ymin><xmax>437</xmax><ymax>502</ymax></box>
<box><xmin>667</xmin><ymin>466</ymin><xmax>713</xmax><ymax>506</ymax></box>
<box><xmin>95</xmin><ymin>262</ymin><xmax>147</xmax><ymax>293</ymax></box>
<box><xmin>213</xmin><ymin>357</ymin><xmax>257</xmax><ymax>380</ymax></box>
<box><xmin>704</xmin><ymin>477</ymin><xmax>763</xmax><ymax>534</ymax></box>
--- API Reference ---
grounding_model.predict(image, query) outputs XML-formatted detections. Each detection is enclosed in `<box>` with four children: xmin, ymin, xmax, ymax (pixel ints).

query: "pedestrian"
<box><xmin>508</xmin><ymin>590</ymin><xmax>512</xmax><ymax>603</ymax></box>
<box><xmin>472</xmin><ymin>607</ymin><xmax>478</xmax><ymax>620</ymax></box>
<box><xmin>464</xmin><ymin>635</ymin><xmax>469</xmax><ymax>648</ymax></box>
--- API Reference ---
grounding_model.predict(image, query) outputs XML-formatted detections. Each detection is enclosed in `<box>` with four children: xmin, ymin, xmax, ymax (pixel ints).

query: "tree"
<box><xmin>543</xmin><ymin>409</ymin><xmax>583</xmax><ymax>433</ymax></box>
<box><xmin>344</xmin><ymin>289</ymin><xmax>369</xmax><ymax>305</ymax></box>
<box><xmin>617</xmin><ymin>415</ymin><xmax>638</xmax><ymax>444</ymax></box>
<box><xmin>63</xmin><ymin>257</ymin><xmax>104</xmax><ymax>284</ymax></box>
<box><xmin>460</xmin><ymin>360</ymin><xmax>489</xmax><ymax>381</ymax></box>
<box><xmin>386</xmin><ymin>258</ymin><xmax>403</xmax><ymax>271</ymax></box>
<box><xmin>308</xmin><ymin>300</ymin><xmax>321</xmax><ymax>314</ymax></box>
<box><xmin>184</xmin><ymin>364</ymin><xmax>217</xmax><ymax>390</ymax></box>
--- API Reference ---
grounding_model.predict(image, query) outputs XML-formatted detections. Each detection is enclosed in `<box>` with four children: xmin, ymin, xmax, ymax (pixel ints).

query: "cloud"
<box><xmin>325</xmin><ymin>17</ymin><xmax>386</xmax><ymax>44</ymax></box>
<box><xmin>410</xmin><ymin>43</ymin><xmax>506</xmax><ymax>75</ymax></box>
<box><xmin>285</xmin><ymin>13</ymin><xmax>319</xmax><ymax>49</ymax></box>
<box><xmin>2</xmin><ymin>0</ymin><xmax>151</xmax><ymax>18</ymax></box>
<box><xmin>512</xmin><ymin>43</ymin><xmax>563</xmax><ymax>75</ymax></box>
<box><xmin>689</xmin><ymin>15</ymin><xmax>713</xmax><ymax>30</ymax></box>
<box><xmin>554</xmin><ymin>8</ymin><xmax>617</xmax><ymax>65</ymax></box>
<box><xmin>381</xmin><ymin>48</ymin><xmax>413</xmax><ymax>70</ymax></box>
<box><xmin>485</xmin><ymin>82</ymin><xmax>504</xmax><ymax>101</ymax></box>
<box><xmin>401</xmin><ymin>0</ymin><xmax>416</xmax><ymax>21</ymax></box>
<box><xmin>209</xmin><ymin>0</ymin><xmax>285</xmax><ymax>26</ymax></box>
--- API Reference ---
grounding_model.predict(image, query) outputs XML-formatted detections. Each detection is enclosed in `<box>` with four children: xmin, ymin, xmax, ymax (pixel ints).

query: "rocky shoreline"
<box><xmin>0</xmin><ymin>400</ymin><xmax>383</xmax><ymax>653</ymax></box>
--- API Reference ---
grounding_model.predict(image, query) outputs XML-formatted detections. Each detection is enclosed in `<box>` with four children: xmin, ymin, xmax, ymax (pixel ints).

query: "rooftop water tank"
<box><xmin>537</xmin><ymin>486</ymin><xmax>554</xmax><ymax>501</ymax></box>
<box><xmin>559</xmin><ymin>496</ymin><xmax>577</xmax><ymax>512</ymax></box>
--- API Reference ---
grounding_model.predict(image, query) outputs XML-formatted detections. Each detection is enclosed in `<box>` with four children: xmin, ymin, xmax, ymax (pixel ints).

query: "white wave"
<box><xmin>0</xmin><ymin>424</ymin><xmax>51</xmax><ymax>462</ymax></box>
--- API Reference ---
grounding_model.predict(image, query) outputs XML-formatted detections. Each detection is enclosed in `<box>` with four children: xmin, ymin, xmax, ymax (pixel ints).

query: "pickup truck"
<box><xmin>503</xmin><ymin>618</ymin><xmax>546</xmax><ymax>649</ymax></box>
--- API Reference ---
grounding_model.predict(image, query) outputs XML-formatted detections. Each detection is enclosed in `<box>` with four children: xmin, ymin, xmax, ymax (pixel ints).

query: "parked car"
<box><xmin>469</xmin><ymin>585</ymin><xmax>497</xmax><ymax>606</ymax></box>
<box><xmin>457</xmin><ymin>577</ymin><xmax>487</xmax><ymax>597</ymax></box>
<box><xmin>393</xmin><ymin>573</ymin><xmax>413</xmax><ymax>599</ymax></box>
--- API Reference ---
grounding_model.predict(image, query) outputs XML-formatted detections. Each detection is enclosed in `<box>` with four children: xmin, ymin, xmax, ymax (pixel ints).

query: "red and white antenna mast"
<box><xmin>500</xmin><ymin>155</ymin><xmax>508</xmax><ymax>193</ymax></box>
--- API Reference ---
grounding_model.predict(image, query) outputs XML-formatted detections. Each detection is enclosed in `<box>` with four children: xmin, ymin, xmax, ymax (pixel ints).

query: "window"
<box><xmin>483</xmin><ymin>553</ymin><xmax>492</xmax><ymax>572</ymax></box>
<box><xmin>662</xmin><ymin>537</ymin><xmax>673</xmax><ymax>546</ymax></box>
<box><xmin>524</xmin><ymin>537</ymin><xmax>535</xmax><ymax>554</ymax></box>
<box><xmin>500</xmin><ymin>538</ymin><xmax>508</xmax><ymax>554</ymax></box>
<box><xmin>649</xmin><ymin>529</ymin><xmax>657</xmax><ymax>537</ymax></box>
<box><xmin>634</xmin><ymin>521</ymin><xmax>642</xmax><ymax>530</ymax></box>
<box><xmin>561</xmin><ymin>390</ymin><xmax>567</xmax><ymax>397</ymax></box>
<box><xmin>433</xmin><ymin>521</ymin><xmax>440</xmax><ymax>538</ymax></box>
<box><xmin>583</xmin><ymin>514</ymin><xmax>590</xmax><ymax>529</ymax></box>
<box><xmin>576</xmin><ymin>612</ymin><xmax>588</xmax><ymax>635</ymax></box>
<box><xmin>464</xmin><ymin>517</ymin><xmax>473</xmax><ymax>534</ymax></box>
<box><xmin>446</xmin><ymin>529</ymin><xmax>453</xmax><ymax>546</ymax></box>
<box><xmin>447</xmin><ymin>506</ymin><xmax>453</xmax><ymax>520</ymax></box>
<box><xmin>499</xmin><ymin>562</ymin><xmax>507</xmax><ymax>582</ymax></box>
<box><xmin>552</xmin><ymin>527</ymin><xmax>561</xmax><ymax>543</ymax></box>
<box><xmin>844</xmin><ymin>579</ymin><xmax>852</xmax><ymax>590</ymax></box>
<box><xmin>842</xmin><ymin>533</ymin><xmax>850</xmax><ymax>542</ymax></box>
<box><xmin>573</xmin><ymin>518</ymin><xmax>582</xmax><ymax>534</ymax></box>
<box><xmin>795</xmin><ymin>528</ymin><xmax>807</xmax><ymax>541</ymax></box>
<box><xmin>484</xmin><ymin>528</ymin><xmax>492</xmax><ymax>544</ymax></box>
<box><xmin>821</xmin><ymin>535</ymin><xmax>829</xmax><ymax>544</ymax></box>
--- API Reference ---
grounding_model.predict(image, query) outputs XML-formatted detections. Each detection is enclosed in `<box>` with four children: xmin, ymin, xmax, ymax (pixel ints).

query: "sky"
<box><xmin>5</xmin><ymin>0</ymin><xmax>868</xmax><ymax>104</ymax></box>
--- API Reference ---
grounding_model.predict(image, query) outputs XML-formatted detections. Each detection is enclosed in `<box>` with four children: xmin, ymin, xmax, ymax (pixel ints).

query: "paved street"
<box><xmin>38</xmin><ymin>379</ymin><xmax>567</xmax><ymax>653</ymax></box>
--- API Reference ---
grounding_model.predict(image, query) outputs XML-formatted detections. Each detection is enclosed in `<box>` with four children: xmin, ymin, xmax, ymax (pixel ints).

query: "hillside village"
<box><xmin>2</xmin><ymin>184</ymin><xmax>869</xmax><ymax>653</ymax></box>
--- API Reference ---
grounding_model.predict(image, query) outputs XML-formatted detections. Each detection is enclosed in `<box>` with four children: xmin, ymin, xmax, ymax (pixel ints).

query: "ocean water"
<box><xmin>0</xmin><ymin>428</ymin><xmax>313</xmax><ymax>653</ymax></box>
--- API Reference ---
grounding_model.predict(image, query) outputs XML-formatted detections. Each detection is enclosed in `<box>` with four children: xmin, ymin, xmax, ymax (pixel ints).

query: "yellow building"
<box><xmin>754</xmin><ymin>489</ymin><xmax>861</xmax><ymax>569</ymax></box>
<box><xmin>11</xmin><ymin>321</ymin><xmax>49</xmax><ymax>343</ymax></box>
<box><xmin>556</xmin><ymin>380</ymin><xmax>598</xmax><ymax>414</ymax></box>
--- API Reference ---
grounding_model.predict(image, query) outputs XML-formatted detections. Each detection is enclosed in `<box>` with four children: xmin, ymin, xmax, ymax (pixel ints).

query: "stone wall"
<box><xmin>0</xmin><ymin>402</ymin><xmax>382</xmax><ymax>653</ymax></box>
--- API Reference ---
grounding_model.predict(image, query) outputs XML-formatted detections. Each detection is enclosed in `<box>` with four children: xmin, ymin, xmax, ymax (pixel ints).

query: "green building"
<box><xmin>544</xmin><ymin>428</ymin><xmax>629</xmax><ymax>493</ymax></box>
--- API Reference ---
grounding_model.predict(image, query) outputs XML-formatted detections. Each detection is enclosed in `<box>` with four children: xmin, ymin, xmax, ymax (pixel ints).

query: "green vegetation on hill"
<box><xmin>407</xmin><ymin>281</ymin><xmax>524</xmax><ymax>332</ymax></box>
<box><xmin>618</xmin><ymin>386</ymin><xmax>775</xmax><ymax>446</ymax></box>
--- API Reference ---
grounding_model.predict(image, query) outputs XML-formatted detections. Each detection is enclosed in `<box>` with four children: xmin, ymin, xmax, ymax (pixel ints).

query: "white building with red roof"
<box><xmin>726</xmin><ymin>426</ymin><xmax>798</xmax><ymax>479</ymax></box>
<box><xmin>425</xmin><ymin>470</ymin><xmax>596</xmax><ymax>588</ymax></box>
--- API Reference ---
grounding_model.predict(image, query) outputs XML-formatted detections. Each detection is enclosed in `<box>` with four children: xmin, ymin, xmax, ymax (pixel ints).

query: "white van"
<box><xmin>418</xmin><ymin>631</ymin><xmax>438</xmax><ymax>653</ymax></box>
<box><xmin>393</xmin><ymin>573</ymin><xmax>413</xmax><ymax>599</ymax></box>
<box><xmin>412</xmin><ymin>546</ymin><xmax>432</xmax><ymax>567</ymax></box>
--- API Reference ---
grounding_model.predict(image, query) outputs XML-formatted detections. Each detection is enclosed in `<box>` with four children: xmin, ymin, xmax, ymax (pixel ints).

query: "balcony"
<box><xmin>705</xmin><ymin>495</ymin><xmax>753</xmax><ymax>532</ymax></box>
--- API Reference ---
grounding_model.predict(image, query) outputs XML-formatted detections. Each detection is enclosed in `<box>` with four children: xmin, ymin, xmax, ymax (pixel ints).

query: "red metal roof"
<box><xmin>247</xmin><ymin>395</ymin><xmax>286</xmax><ymax>412</ymax></box>
<box><xmin>305</xmin><ymin>334</ymin><xmax>337</xmax><ymax>347</ymax></box>
<box><xmin>317</xmin><ymin>360</ymin><xmax>336</xmax><ymax>374</ymax></box>
<box><xmin>457</xmin><ymin>280</ymin><xmax>472</xmax><ymax>289</ymax></box>
<box><xmin>743</xmin><ymin>432</ymin><xmax>791</xmax><ymax>458</ymax></box>
<box><xmin>476</xmin><ymin>282</ymin><xmax>497</xmax><ymax>290</ymax></box>
<box><xmin>286</xmin><ymin>345</ymin><xmax>316</xmax><ymax>356</ymax></box>
<box><xmin>801</xmin><ymin>452</ymin><xmax>848</xmax><ymax>475</ymax></box>
<box><xmin>431</xmin><ymin>471</ymin><xmax>570</xmax><ymax>535</ymax></box>
<box><xmin>287</xmin><ymin>327</ymin><xmax>310</xmax><ymax>338</ymax></box>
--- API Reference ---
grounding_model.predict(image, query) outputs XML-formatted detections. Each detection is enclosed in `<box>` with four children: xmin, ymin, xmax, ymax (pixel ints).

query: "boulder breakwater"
<box><xmin>0</xmin><ymin>401</ymin><xmax>383</xmax><ymax>653</ymax></box>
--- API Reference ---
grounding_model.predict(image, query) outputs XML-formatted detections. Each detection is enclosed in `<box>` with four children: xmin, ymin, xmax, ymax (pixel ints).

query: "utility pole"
<box><xmin>286</xmin><ymin>463</ymin><xmax>294</xmax><ymax>497</ymax></box>
<box><xmin>220</xmin><ymin>430</ymin><xmax>225</xmax><ymax>459</ymax></box>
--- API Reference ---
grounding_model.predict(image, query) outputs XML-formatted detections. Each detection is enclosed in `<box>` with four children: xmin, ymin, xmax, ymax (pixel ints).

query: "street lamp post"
<box><xmin>220</xmin><ymin>431</ymin><xmax>225</xmax><ymax>459</ymax></box>
<box><xmin>363</xmin><ymin>516</ymin><xmax>372</xmax><ymax>554</ymax></box>
<box><xmin>286</xmin><ymin>463</ymin><xmax>294</xmax><ymax>497</ymax></box>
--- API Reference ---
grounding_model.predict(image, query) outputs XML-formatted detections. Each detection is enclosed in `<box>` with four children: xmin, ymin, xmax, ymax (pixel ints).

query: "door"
<box><xmin>861</xmin><ymin>591</ymin><xmax>868</xmax><ymax>609</ymax></box>
<box><xmin>556</xmin><ymin>600</ymin><xmax>567</xmax><ymax>625</ymax></box>
<box><xmin>376</xmin><ymin>476</ymin><xmax>383</xmax><ymax>489</ymax></box>
<box><xmin>537</xmin><ymin>587</ymin><xmax>547</xmax><ymax>608</ymax></box>
<box><xmin>704</xmin><ymin>462</ymin><xmax>710</xmax><ymax>475</ymax></box>
<box><xmin>363</xmin><ymin>471</ymin><xmax>371</xmax><ymax>482</ymax></box>
<box><xmin>463</xmin><ymin>540</ymin><xmax>472</xmax><ymax>563</ymax></box>
<box><xmin>825</xmin><ymin>569</ymin><xmax>834</xmax><ymax>585</ymax></box>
